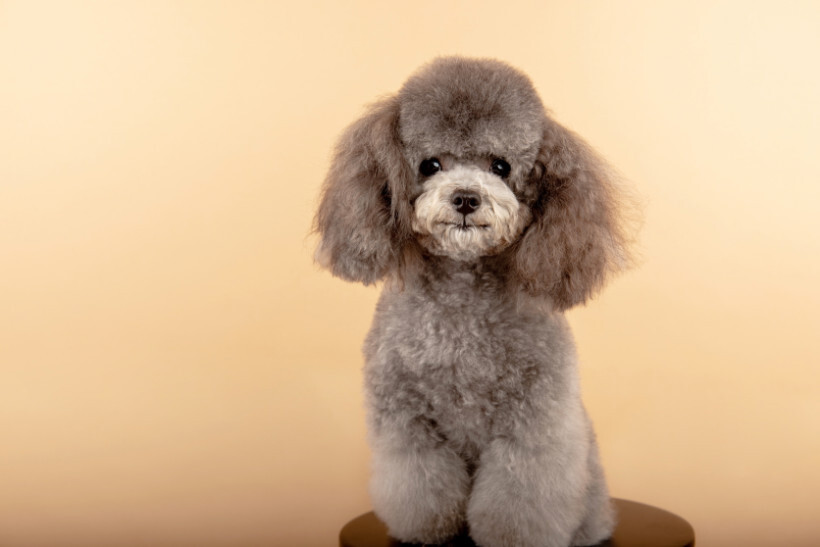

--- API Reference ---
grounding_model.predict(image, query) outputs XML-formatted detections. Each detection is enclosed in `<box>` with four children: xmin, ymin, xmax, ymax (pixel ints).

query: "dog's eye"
<box><xmin>491</xmin><ymin>158</ymin><xmax>511</xmax><ymax>178</ymax></box>
<box><xmin>419</xmin><ymin>158</ymin><xmax>442</xmax><ymax>177</ymax></box>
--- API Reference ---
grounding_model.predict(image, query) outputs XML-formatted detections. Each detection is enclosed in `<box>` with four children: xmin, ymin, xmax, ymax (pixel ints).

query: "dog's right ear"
<box><xmin>314</xmin><ymin>96</ymin><xmax>410</xmax><ymax>285</ymax></box>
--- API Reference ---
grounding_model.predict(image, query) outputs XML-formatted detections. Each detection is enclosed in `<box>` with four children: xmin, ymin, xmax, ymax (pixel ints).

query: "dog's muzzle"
<box><xmin>411</xmin><ymin>165</ymin><xmax>530</xmax><ymax>260</ymax></box>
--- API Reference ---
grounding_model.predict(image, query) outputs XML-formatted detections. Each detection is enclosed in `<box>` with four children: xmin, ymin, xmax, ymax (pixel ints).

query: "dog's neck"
<box><xmin>407</xmin><ymin>253</ymin><xmax>511</xmax><ymax>297</ymax></box>
<box><xmin>384</xmin><ymin>250</ymin><xmax>556</xmax><ymax>316</ymax></box>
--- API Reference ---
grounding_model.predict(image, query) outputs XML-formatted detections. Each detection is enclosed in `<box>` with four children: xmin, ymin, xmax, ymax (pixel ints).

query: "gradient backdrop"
<box><xmin>2</xmin><ymin>1</ymin><xmax>819</xmax><ymax>546</ymax></box>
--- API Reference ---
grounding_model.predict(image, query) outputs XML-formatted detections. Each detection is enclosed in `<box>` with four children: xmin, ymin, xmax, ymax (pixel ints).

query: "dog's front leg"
<box><xmin>368</xmin><ymin>422</ymin><xmax>470</xmax><ymax>544</ymax></box>
<box><xmin>467</xmin><ymin>429</ymin><xmax>590</xmax><ymax>547</ymax></box>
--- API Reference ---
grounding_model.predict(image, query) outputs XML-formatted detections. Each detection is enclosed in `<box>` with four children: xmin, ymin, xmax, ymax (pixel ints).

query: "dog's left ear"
<box><xmin>513</xmin><ymin>116</ymin><xmax>633</xmax><ymax>310</ymax></box>
<box><xmin>314</xmin><ymin>96</ymin><xmax>412</xmax><ymax>285</ymax></box>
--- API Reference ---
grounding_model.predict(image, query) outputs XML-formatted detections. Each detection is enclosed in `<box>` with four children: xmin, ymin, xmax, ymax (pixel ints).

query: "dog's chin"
<box><xmin>416</xmin><ymin>221</ymin><xmax>513</xmax><ymax>262</ymax></box>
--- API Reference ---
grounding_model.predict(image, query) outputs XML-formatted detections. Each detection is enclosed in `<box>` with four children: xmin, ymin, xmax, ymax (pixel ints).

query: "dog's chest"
<box><xmin>366</xmin><ymin>278</ymin><xmax>567</xmax><ymax>454</ymax></box>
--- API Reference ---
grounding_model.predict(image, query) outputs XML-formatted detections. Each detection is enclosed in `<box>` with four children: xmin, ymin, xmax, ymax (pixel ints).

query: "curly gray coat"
<box><xmin>315</xmin><ymin>57</ymin><xmax>632</xmax><ymax>547</ymax></box>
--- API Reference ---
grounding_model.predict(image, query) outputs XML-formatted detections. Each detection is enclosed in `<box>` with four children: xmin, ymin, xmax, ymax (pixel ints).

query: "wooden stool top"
<box><xmin>340</xmin><ymin>498</ymin><xmax>694</xmax><ymax>547</ymax></box>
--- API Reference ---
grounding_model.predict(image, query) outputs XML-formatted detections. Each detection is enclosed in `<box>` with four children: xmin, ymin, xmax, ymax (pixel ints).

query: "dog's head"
<box><xmin>315</xmin><ymin>57</ymin><xmax>632</xmax><ymax>310</ymax></box>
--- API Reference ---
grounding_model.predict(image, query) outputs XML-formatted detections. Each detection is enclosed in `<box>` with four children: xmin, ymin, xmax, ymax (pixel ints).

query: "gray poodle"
<box><xmin>315</xmin><ymin>57</ymin><xmax>632</xmax><ymax>547</ymax></box>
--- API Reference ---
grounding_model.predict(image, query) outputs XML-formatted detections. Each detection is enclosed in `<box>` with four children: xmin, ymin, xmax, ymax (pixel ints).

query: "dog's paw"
<box><xmin>467</xmin><ymin>505</ymin><xmax>573</xmax><ymax>547</ymax></box>
<box><xmin>571</xmin><ymin>499</ymin><xmax>616</xmax><ymax>546</ymax></box>
<box><xmin>370</xmin><ymin>447</ymin><xmax>470</xmax><ymax>544</ymax></box>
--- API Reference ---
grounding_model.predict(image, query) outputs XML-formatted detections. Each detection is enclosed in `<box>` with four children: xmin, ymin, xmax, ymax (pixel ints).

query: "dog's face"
<box><xmin>315</xmin><ymin>57</ymin><xmax>631</xmax><ymax>310</ymax></box>
<box><xmin>410</xmin><ymin>158</ymin><xmax>531</xmax><ymax>261</ymax></box>
<box><xmin>397</xmin><ymin>58</ymin><xmax>544</xmax><ymax>261</ymax></box>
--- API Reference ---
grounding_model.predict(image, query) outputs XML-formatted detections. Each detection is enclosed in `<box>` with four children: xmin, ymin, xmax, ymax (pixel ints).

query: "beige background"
<box><xmin>2</xmin><ymin>1</ymin><xmax>819</xmax><ymax>546</ymax></box>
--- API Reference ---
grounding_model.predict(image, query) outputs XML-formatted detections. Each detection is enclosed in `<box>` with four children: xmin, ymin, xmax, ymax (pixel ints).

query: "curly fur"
<box><xmin>412</xmin><ymin>164</ymin><xmax>531</xmax><ymax>261</ymax></box>
<box><xmin>315</xmin><ymin>57</ymin><xmax>633</xmax><ymax>547</ymax></box>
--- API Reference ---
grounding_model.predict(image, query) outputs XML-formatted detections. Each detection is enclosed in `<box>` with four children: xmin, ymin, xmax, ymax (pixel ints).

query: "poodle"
<box><xmin>315</xmin><ymin>57</ymin><xmax>633</xmax><ymax>547</ymax></box>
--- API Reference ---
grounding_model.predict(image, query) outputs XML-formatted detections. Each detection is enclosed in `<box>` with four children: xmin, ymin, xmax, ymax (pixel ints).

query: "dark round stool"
<box><xmin>340</xmin><ymin>499</ymin><xmax>694</xmax><ymax>547</ymax></box>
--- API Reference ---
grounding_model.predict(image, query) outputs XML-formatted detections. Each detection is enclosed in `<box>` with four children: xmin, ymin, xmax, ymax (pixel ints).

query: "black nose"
<box><xmin>452</xmin><ymin>191</ymin><xmax>481</xmax><ymax>215</ymax></box>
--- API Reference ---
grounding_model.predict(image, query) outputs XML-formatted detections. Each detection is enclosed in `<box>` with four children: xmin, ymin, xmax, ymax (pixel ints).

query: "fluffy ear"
<box><xmin>513</xmin><ymin>116</ymin><xmax>633</xmax><ymax>310</ymax></box>
<box><xmin>314</xmin><ymin>96</ymin><xmax>412</xmax><ymax>284</ymax></box>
